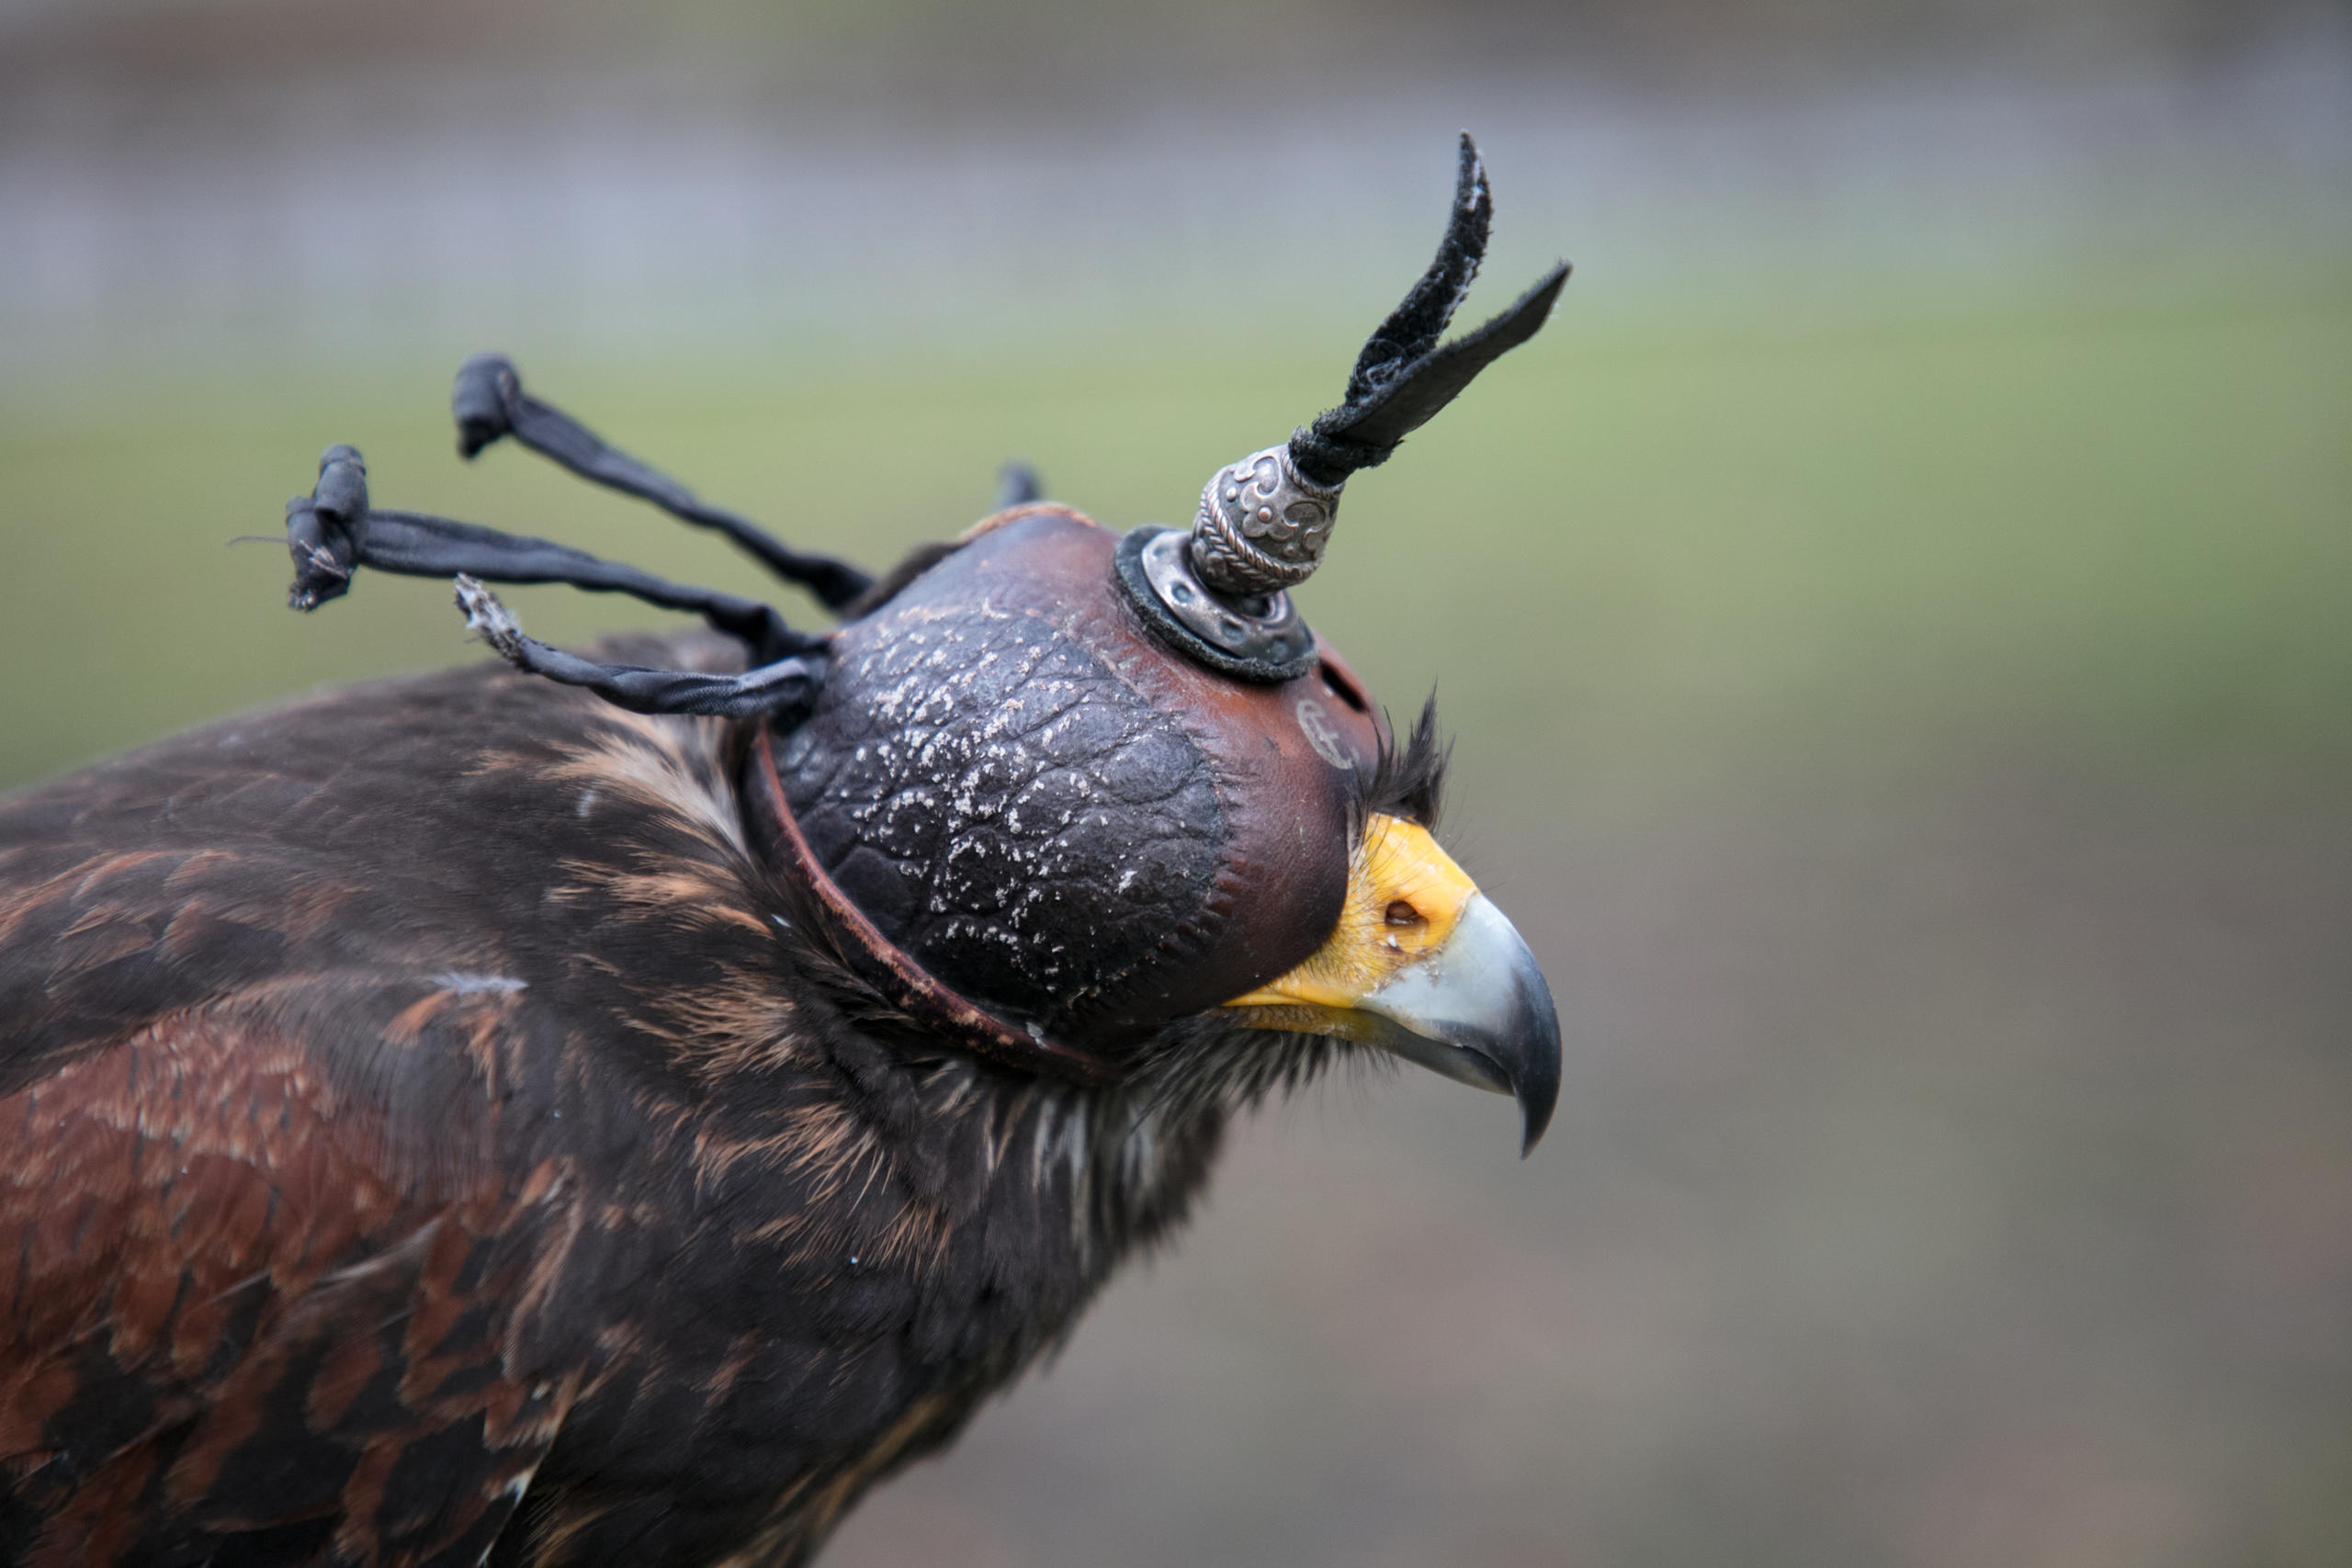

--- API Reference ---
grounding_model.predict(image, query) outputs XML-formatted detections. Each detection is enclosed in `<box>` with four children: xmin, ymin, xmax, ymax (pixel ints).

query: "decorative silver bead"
<box><xmin>1188</xmin><ymin>445</ymin><xmax>1343</xmax><ymax>596</ymax></box>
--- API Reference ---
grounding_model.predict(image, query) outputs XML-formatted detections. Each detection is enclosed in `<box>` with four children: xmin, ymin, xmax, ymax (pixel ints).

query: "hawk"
<box><xmin>0</xmin><ymin>135</ymin><xmax>1566</xmax><ymax>1566</ymax></box>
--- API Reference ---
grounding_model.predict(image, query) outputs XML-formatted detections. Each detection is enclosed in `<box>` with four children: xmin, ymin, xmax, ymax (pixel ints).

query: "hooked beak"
<box><xmin>1226</xmin><ymin>817</ymin><xmax>1563</xmax><ymax>1153</ymax></box>
<box><xmin>1355</xmin><ymin>893</ymin><xmax>1561</xmax><ymax>1152</ymax></box>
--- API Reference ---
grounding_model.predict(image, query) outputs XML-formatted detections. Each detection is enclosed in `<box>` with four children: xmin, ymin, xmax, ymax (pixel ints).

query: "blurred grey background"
<box><xmin>4</xmin><ymin>1</ymin><xmax>2349</xmax><ymax>1563</ymax></box>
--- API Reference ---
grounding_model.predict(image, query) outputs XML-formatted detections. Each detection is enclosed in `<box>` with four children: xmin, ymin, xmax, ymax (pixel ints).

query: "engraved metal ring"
<box><xmin>1113</xmin><ymin>526</ymin><xmax>1318</xmax><ymax>683</ymax></box>
<box><xmin>1188</xmin><ymin>444</ymin><xmax>1343</xmax><ymax>596</ymax></box>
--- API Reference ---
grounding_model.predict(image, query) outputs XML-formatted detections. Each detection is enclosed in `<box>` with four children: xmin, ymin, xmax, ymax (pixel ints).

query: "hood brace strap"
<box><xmin>743</xmin><ymin>718</ymin><xmax>1126</xmax><ymax>1089</ymax></box>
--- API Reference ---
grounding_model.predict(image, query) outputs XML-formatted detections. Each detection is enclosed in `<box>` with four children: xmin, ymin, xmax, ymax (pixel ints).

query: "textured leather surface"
<box><xmin>774</xmin><ymin>507</ymin><xmax>1385</xmax><ymax>1053</ymax></box>
<box><xmin>780</xmin><ymin>599</ymin><xmax>1224</xmax><ymax>1042</ymax></box>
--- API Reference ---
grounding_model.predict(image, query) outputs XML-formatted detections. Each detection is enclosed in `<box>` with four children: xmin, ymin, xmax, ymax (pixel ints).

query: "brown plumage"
<box><xmin>2</xmin><ymin>636</ymin><xmax>1250</xmax><ymax>1564</ymax></box>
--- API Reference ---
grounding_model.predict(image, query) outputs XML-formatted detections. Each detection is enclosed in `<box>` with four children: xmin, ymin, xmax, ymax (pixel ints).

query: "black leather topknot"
<box><xmin>1288</xmin><ymin>133</ymin><xmax>1570</xmax><ymax>489</ymax></box>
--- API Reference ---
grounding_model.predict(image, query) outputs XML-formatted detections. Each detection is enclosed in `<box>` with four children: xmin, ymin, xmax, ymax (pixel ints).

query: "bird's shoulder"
<box><xmin>0</xmin><ymin>637</ymin><xmax>865</xmax><ymax>1560</ymax></box>
<box><xmin>0</xmin><ymin>634</ymin><xmax>785</xmax><ymax>1094</ymax></box>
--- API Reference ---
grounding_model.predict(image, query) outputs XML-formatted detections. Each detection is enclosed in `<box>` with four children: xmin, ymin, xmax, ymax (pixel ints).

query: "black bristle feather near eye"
<box><xmin>1356</xmin><ymin>694</ymin><xmax>1451</xmax><ymax>830</ymax></box>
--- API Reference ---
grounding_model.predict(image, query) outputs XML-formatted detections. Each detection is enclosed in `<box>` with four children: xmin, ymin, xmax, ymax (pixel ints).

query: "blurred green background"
<box><xmin>4</xmin><ymin>0</ymin><xmax>2349</xmax><ymax>1563</ymax></box>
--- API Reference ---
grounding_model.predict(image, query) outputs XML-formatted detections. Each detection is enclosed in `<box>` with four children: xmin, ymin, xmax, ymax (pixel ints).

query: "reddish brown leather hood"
<box><xmin>751</xmin><ymin>505</ymin><xmax>1386</xmax><ymax>1061</ymax></box>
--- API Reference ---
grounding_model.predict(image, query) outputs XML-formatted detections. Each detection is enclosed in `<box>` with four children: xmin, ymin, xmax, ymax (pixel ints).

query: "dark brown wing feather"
<box><xmin>0</xmin><ymin>1002</ymin><xmax>586</xmax><ymax>1565</ymax></box>
<box><xmin>0</xmin><ymin>649</ymin><xmax>710</xmax><ymax>1563</ymax></box>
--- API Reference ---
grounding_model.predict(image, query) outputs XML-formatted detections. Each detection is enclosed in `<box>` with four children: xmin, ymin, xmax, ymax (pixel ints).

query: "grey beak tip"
<box><xmin>1515</xmin><ymin>1043</ymin><xmax>1560</xmax><ymax>1156</ymax></box>
<box><xmin>1503</xmin><ymin>930</ymin><xmax>1562</xmax><ymax>1157</ymax></box>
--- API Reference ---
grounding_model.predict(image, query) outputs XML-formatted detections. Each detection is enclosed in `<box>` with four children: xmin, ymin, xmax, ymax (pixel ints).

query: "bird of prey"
<box><xmin>0</xmin><ymin>135</ymin><xmax>1567</xmax><ymax>1566</ymax></box>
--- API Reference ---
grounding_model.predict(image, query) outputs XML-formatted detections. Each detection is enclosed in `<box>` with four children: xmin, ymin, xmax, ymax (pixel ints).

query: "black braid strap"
<box><xmin>283</xmin><ymin>446</ymin><xmax>825</xmax><ymax>718</ymax></box>
<box><xmin>454</xmin><ymin>577</ymin><xmax>822</xmax><ymax>719</ymax></box>
<box><xmin>451</xmin><ymin>355</ymin><xmax>873</xmax><ymax>611</ymax></box>
<box><xmin>1289</xmin><ymin>133</ymin><xmax>1571</xmax><ymax>489</ymax></box>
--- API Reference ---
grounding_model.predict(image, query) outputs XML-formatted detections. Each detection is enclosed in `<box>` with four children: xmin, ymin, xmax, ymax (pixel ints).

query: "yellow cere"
<box><xmin>1225</xmin><ymin>813</ymin><xmax>1480</xmax><ymax>1011</ymax></box>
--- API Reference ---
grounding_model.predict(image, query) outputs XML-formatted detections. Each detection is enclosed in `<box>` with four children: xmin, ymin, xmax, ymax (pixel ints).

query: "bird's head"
<box><xmin>743</xmin><ymin>135</ymin><xmax>1567</xmax><ymax>1151</ymax></box>
<box><xmin>277</xmin><ymin>134</ymin><xmax>1565</xmax><ymax>1152</ymax></box>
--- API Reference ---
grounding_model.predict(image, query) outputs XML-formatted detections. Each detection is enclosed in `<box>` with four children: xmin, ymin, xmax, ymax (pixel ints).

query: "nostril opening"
<box><xmin>1318</xmin><ymin>660</ymin><xmax>1367</xmax><ymax>714</ymax></box>
<box><xmin>1385</xmin><ymin>900</ymin><xmax>1423</xmax><ymax>928</ymax></box>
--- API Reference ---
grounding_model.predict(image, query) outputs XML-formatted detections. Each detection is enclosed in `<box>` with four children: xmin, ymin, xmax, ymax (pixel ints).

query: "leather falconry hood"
<box><xmin>277</xmin><ymin>131</ymin><xmax>1568</xmax><ymax>1108</ymax></box>
<box><xmin>745</xmin><ymin>503</ymin><xmax>1387</xmax><ymax>1077</ymax></box>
